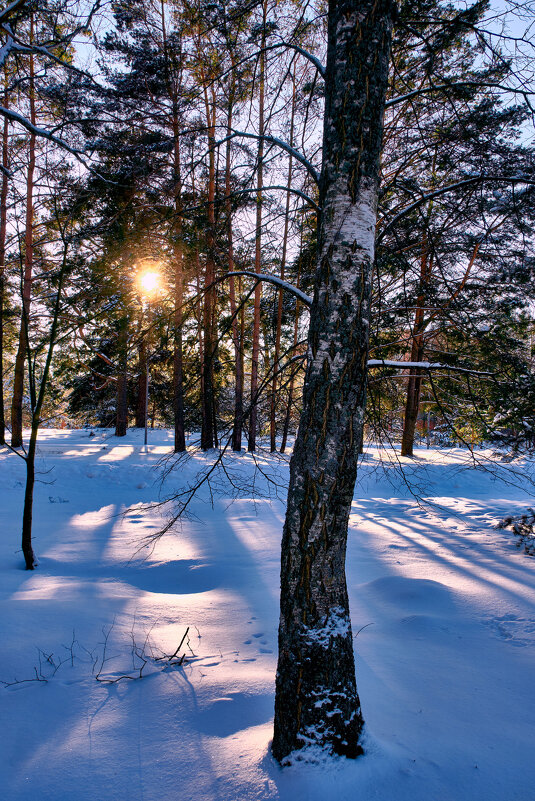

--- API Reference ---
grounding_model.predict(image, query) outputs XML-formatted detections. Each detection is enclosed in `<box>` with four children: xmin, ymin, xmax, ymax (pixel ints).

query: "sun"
<box><xmin>138</xmin><ymin>269</ymin><xmax>161</xmax><ymax>296</ymax></box>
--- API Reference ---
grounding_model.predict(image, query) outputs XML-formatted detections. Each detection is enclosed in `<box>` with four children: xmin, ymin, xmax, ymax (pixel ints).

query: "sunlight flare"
<box><xmin>137</xmin><ymin>267</ymin><xmax>162</xmax><ymax>297</ymax></box>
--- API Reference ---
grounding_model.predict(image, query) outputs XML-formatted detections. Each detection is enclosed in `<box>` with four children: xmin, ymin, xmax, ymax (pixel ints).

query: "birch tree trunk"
<box><xmin>272</xmin><ymin>0</ymin><xmax>394</xmax><ymax>762</ymax></box>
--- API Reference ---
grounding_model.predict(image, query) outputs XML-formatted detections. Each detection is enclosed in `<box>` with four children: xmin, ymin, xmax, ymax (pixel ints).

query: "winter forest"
<box><xmin>1</xmin><ymin>0</ymin><xmax>535</xmax><ymax>798</ymax></box>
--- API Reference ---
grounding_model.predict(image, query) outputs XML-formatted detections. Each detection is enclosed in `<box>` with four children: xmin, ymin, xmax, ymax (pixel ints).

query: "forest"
<box><xmin>1</xmin><ymin>0</ymin><xmax>535</xmax><ymax>798</ymax></box>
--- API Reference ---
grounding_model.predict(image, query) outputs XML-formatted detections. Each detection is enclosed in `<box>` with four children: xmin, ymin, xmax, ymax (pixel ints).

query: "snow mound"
<box><xmin>361</xmin><ymin>575</ymin><xmax>455</xmax><ymax>616</ymax></box>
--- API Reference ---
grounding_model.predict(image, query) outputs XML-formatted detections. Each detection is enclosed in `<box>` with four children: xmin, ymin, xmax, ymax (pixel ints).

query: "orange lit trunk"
<box><xmin>248</xmin><ymin>1</ymin><xmax>267</xmax><ymax>452</ymax></box>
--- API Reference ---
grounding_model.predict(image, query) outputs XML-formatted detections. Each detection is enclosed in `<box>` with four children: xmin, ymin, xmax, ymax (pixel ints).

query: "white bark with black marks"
<box><xmin>272</xmin><ymin>0</ymin><xmax>395</xmax><ymax>762</ymax></box>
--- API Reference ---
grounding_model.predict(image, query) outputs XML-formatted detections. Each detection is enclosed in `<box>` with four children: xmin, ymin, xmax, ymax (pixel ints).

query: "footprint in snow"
<box><xmin>486</xmin><ymin>614</ymin><xmax>535</xmax><ymax>646</ymax></box>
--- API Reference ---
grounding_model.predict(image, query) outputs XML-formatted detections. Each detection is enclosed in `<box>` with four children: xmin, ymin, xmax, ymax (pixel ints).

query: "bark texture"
<box><xmin>272</xmin><ymin>0</ymin><xmax>394</xmax><ymax>762</ymax></box>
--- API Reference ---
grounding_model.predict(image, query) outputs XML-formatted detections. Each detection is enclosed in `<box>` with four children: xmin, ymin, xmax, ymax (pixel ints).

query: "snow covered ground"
<box><xmin>1</xmin><ymin>428</ymin><xmax>534</xmax><ymax>801</ymax></box>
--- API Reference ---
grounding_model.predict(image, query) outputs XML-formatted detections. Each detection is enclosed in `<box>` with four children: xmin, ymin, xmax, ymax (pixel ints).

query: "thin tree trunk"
<box><xmin>21</xmin><ymin>425</ymin><xmax>37</xmax><ymax>569</ymax></box>
<box><xmin>280</xmin><ymin>256</ymin><xmax>302</xmax><ymax>454</ymax></box>
<box><xmin>11</xmin><ymin>38</ymin><xmax>35</xmax><ymax>448</ymax></box>
<box><xmin>201</xmin><ymin>78</ymin><xmax>217</xmax><ymax>450</ymax></box>
<box><xmin>135</xmin><ymin>337</ymin><xmax>147</xmax><ymax>428</ymax></box>
<box><xmin>248</xmin><ymin>1</ymin><xmax>267</xmax><ymax>452</ymax></box>
<box><xmin>225</xmin><ymin>69</ymin><xmax>244</xmax><ymax>452</ymax></box>
<box><xmin>161</xmin><ymin>1</ymin><xmax>186</xmax><ymax>453</ymax></box>
<box><xmin>237</xmin><ymin>284</ymin><xmax>245</xmax><ymax>445</ymax></box>
<box><xmin>0</xmin><ymin>80</ymin><xmax>8</xmax><ymax>446</ymax></box>
<box><xmin>173</xmin><ymin>270</ymin><xmax>186</xmax><ymax>451</ymax></box>
<box><xmin>22</xmin><ymin>233</ymin><xmax>69</xmax><ymax>569</ymax></box>
<box><xmin>272</xmin><ymin>0</ymin><xmax>394</xmax><ymax>761</ymax></box>
<box><xmin>115</xmin><ymin>321</ymin><xmax>128</xmax><ymax>437</ymax></box>
<box><xmin>171</xmin><ymin>150</ymin><xmax>186</xmax><ymax>452</ymax></box>
<box><xmin>400</xmin><ymin>227</ymin><xmax>482</xmax><ymax>456</ymax></box>
<box><xmin>195</xmin><ymin>253</ymin><xmax>205</xmax><ymax>435</ymax></box>
<box><xmin>271</xmin><ymin>69</ymin><xmax>296</xmax><ymax>452</ymax></box>
<box><xmin>401</xmin><ymin>338</ymin><xmax>424</xmax><ymax>456</ymax></box>
<box><xmin>401</xmin><ymin>235</ymin><xmax>430</xmax><ymax>456</ymax></box>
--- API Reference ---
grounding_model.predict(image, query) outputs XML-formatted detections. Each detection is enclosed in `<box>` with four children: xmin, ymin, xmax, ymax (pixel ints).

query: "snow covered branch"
<box><xmin>262</xmin><ymin>42</ymin><xmax>326</xmax><ymax>78</ymax></box>
<box><xmin>224</xmin><ymin>271</ymin><xmax>312</xmax><ymax>306</ymax></box>
<box><xmin>385</xmin><ymin>81</ymin><xmax>535</xmax><ymax>112</ymax></box>
<box><xmin>0</xmin><ymin>0</ymin><xmax>26</xmax><ymax>26</ymax></box>
<box><xmin>367</xmin><ymin>359</ymin><xmax>495</xmax><ymax>375</ymax></box>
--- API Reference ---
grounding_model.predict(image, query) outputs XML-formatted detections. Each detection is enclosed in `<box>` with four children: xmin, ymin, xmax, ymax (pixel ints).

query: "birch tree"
<box><xmin>272</xmin><ymin>0</ymin><xmax>395</xmax><ymax>761</ymax></box>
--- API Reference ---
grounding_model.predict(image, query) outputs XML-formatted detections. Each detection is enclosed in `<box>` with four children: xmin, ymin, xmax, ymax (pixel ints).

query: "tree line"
<box><xmin>1</xmin><ymin>0</ymin><xmax>534</xmax><ymax>460</ymax></box>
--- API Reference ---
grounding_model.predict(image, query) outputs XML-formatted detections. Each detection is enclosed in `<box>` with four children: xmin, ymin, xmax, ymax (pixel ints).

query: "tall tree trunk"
<box><xmin>280</xmin><ymin>227</ymin><xmax>303</xmax><ymax>453</ymax></box>
<box><xmin>135</xmin><ymin>337</ymin><xmax>147</xmax><ymax>428</ymax></box>
<box><xmin>225</xmin><ymin>69</ymin><xmax>244</xmax><ymax>452</ymax></box>
<box><xmin>194</xmin><ymin>252</ymin><xmax>206</xmax><ymax>438</ymax></box>
<box><xmin>21</xmin><ymin>427</ymin><xmax>36</xmax><ymax>568</ymax></box>
<box><xmin>161</xmin><ymin>1</ymin><xmax>186</xmax><ymax>453</ymax></box>
<box><xmin>11</xmin><ymin>39</ymin><xmax>35</xmax><ymax>448</ymax></box>
<box><xmin>115</xmin><ymin>321</ymin><xmax>128</xmax><ymax>437</ymax></box>
<box><xmin>280</xmin><ymin>259</ymin><xmax>302</xmax><ymax>455</ymax></box>
<box><xmin>201</xmin><ymin>79</ymin><xmax>217</xmax><ymax>450</ymax></box>
<box><xmin>272</xmin><ymin>0</ymin><xmax>394</xmax><ymax>761</ymax></box>
<box><xmin>173</xmin><ymin>268</ymin><xmax>186</xmax><ymax>451</ymax></box>
<box><xmin>270</xmin><ymin>71</ymin><xmax>296</xmax><ymax>452</ymax></box>
<box><xmin>237</xmin><ymin>286</ymin><xmax>246</xmax><ymax>447</ymax></box>
<box><xmin>21</xmin><ymin>234</ymin><xmax>69</xmax><ymax>569</ymax></box>
<box><xmin>171</xmin><ymin>145</ymin><xmax>186</xmax><ymax>452</ymax></box>
<box><xmin>0</xmin><ymin>79</ymin><xmax>8</xmax><ymax>446</ymax></box>
<box><xmin>248</xmin><ymin>0</ymin><xmax>267</xmax><ymax>452</ymax></box>
<box><xmin>401</xmin><ymin>339</ymin><xmax>424</xmax><ymax>456</ymax></box>
<box><xmin>401</xmin><ymin>235</ymin><xmax>430</xmax><ymax>456</ymax></box>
